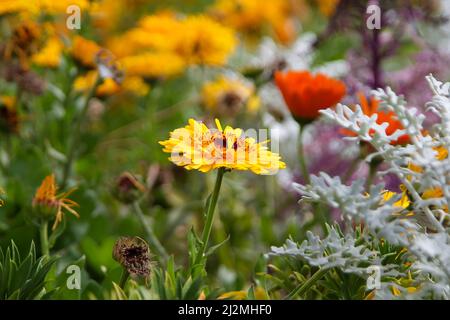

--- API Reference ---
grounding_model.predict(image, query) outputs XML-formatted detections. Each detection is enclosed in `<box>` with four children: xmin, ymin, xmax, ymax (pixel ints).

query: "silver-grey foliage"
<box><xmin>271</xmin><ymin>75</ymin><xmax>450</xmax><ymax>299</ymax></box>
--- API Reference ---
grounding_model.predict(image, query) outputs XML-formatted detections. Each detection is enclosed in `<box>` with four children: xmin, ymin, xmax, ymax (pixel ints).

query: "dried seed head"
<box><xmin>113</xmin><ymin>237</ymin><xmax>152</xmax><ymax>278</ymax></box>
<box><xmin>3</xmin><ymin>64</ymin><xmax>46</xmax><ymax>95</ymax></box>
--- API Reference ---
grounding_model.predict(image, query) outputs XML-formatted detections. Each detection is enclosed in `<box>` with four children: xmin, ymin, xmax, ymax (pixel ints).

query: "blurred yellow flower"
<box><xmin>32</xmin><ymin>37</ymin><xmax>63</xmax><ymax>68</ymax></box>
<box><xmin>0</xmin><ymin>0</ymin><xmax>89</xmax><ymax>15</ymax></box>
<box><xmin>174</xmin><ymin>15</ymin><xmax>237</xmax><ymax>66</ymax></box>
<box><xmin>119</xmin><ymin>52</ymin><xmax>186</xmax><ymax>79</ymax></box>
<box><xmin>74</xmin><ymin>71</ymin><xmax>149</xmax><ymax>97</ymax></box>
<box><xmin>316</xmin><ymin>0</ymin><xmax>340</xmax><ymax>17</ymax></box>
<box><xmin>382</xmin><ymin>189</ymin><xmax>410</xmax><ymax>210</ymax></box>
<box><xmin>0</xmin><ymin>0</ymin><xmax>30</xmax><ymax>15</ymax></box>
<box><xmin>218</xmin><ymin>286</ymin><xmax>268</xmax><ymax>300</ymax></box>
<box><xmin>159</xmin><ymin>119</ymin><xmax>285</xmax><ymax>174</ymax></box>
<box><xmin>71</xmin><ymin>36</ymin><xmax>102</xmax><ymax>68</ymax></box>
<box><xmin>202</xmin><ymin>75</ymin><xmax>260</xmax><ymax>116</ymax></box>
<box><xmin>0</xmin><ymin>96</ymin><xmax>19</xmax><ymax>134</ymax></box>
<box><xmin>37</xmin><ymin>0</ymin><xmax>90</xmax><ymax>14</ymax></box>
<box><xmin>210</xmin><ymin>0</ymin><xmax>296</xmax><ymax>44</ymax></box>
<box><xmin>32</xmin><ymin>174</ymin><xmax>79</xmax><ymax>230</ymax></box>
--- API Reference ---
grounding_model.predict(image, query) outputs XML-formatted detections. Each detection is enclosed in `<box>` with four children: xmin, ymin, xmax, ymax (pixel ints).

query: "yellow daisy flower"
<box><xmin>159</xmin><ymin>119</ymin><xmax>285</xmax><ymax>174</ymax></box>
<box><xmin>32</xmin><ymin>37</ymin><xmax>63</xmax><ymax>68</ymax></box>
<box><xmin>71</xmin><ymin>36</ymin><xmax>102</xmax><ymax>68</ymax></box>
<box><xmin>174</xmin><ymin>15</ymin><xmax>237</xmax><ymax>66</ymax></box>
<box><xmin>202</xmin><ymin>75</ymin><xmax>260</xmax><ymax>116</ymax></box>
<box><xmin>119</xmin><ymin>52</ymin><xmax>186</xmax><ymax>79</ymax></box>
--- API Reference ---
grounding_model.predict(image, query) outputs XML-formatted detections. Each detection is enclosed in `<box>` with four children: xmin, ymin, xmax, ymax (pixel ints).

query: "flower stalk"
<box><xmin>286</xmin><ymin>267</ymin><xmax>329</xmax><ymax>299</ymax></box>
<box><xmin>195</xmin><ymin>167</ymin><xmax>226</xmax><ymax>268</ymax></box>
<box><xmin>61</xmin><ymin>75</ymin><xmax>101</xmax><ymax>188</ymax></box>
<box><xmin>298</xmin><ymin>125</ymin><xmax>311</xmax><ymax>185</ymax></box>
<box><xmin>119</xmin><ymin>268</ymin><xmax>130</xmax><ymax>289</ymax></box>
<box><xmin>39</xmin><ymin>220</ymin><xmax>49</xmax><ymax>258</ymax></box>
<box><xmin>133</xmin><ymin>201</ymin><xmax>169</xmax><ymax>264</ymax></box>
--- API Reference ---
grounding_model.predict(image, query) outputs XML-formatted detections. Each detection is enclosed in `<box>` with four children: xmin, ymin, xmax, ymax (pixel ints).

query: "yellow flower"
<box><xmin>74</xmin><ymin>71</ymin><xmax>149</xmax><ymax>97</ymax></box>
<box><xmin>218</xmin><ymin>286</ymin><xmax>267</xmax><ymax>300</ymax></box>
<box><xmin>0</xmin><ymin>0</ymin><xmax>89</xmax><ymax>16</ymax></box>
<box><xmin>210</xmin><ymin>0</ymin><xmax>296</xmax><ymax>44</ymax></box>
<box><xmin>32</xmin><ymin>174</ymin><xmax>79</xmax><ymax>230</ymax></box>
<box><xmin>174</xmin><ymin>15</ymin><xmax>237</xmax><ymax>66</ymax></box>
<box><xmin>434</xmin><ymin>145</ymin><xmax>448</xmax><ymax>160</ymax></box>
<box><xmin>121</xmin><ymin>76</ymin><xmax>150</xmax><ymax>96</ymax></box>
<box><xmin>407</xmin><ymin>145</ymin><xmax>448</xmax><ymax>175</ymax></box>
<box><xmin>202</xmin><ymin>75</ymin><xmax>260</xmax><ymax>116</ymax></box>
<box><xmin>32</xmin><ymin>37</ymin><xmax>63</xmax><ymax>68</ymax></box>
<box><xmin>218</xmin><ymin>291</ymin><xmax>247</xmax><ymax>300</ymax></box>
<box><xmin>106</xmin><ymin>12</ymin><xmax>182</xmax><ymax>58</ymax></box>
<box><xmin>0</xmin><ymin>95</ymin><xmax>19</xmax><ymax>134</ymax></box>
<box><xmin>316</xmin><ymin>0</ymin><xmax>340</xmax><ymax>17</ymax></box>
<box><xmin>37</xmin><ymin>0</ymin><xmax>90</xmax><ymax>14</ymax></box>
<box><xmin>71</xmin><ymin>36</ymin><xmax>102</xmax><ymax>68</ymax></box>
<box><xmin>0</xmin><ymin>0</ymin><xmax>30</xmax><ymax>15</ymax></box>
<box><xmin>119</xmin><ymin>52</ymin><xmax>186</xmax><ymax>79</ymax></box>
<box><xmin>159</xmin><ymin>119</ymin><xmax>286</xmax><ymax>174</ymax></box>
<box><xmin>381</xmin><ymin>189</ymin><xmax>410</xmax><ymax>211</ymax></box>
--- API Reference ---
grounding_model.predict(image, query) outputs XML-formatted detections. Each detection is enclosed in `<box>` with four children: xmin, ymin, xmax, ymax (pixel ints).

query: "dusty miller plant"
<box><xmin>270</xmin><ymin>75</ymin><xmax>450</xmax><ymax>299</ymax></box>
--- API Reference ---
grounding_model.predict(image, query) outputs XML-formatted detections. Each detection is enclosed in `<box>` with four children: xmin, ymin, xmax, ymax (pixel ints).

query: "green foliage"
<box><xmin>0</xmin><ymin>241</ymin><xmax>56</xmax><ymax>300</ymax></box>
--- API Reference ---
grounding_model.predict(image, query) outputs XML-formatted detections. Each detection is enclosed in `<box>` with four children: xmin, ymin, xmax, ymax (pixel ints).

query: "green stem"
<box><xmin>39</xmin><ymin>221</ymin><xmax>49</xmax><ymax>258</ymax></box>
<box><xmin>343</xmin><ymin>157</ymin><xmax>361</xmax><ymax>183</ymax></box>
<box><xmin>298</xmin><ymin>125</ymin><xmax>328</xmax><ymax>231</ymax></box>
<box><xmin>365</xmin><ymin>160</ymin><xmax>379</xmax><ymax>191</ymax></box>
<box><xmin>133</xmin><ymin>201</ymin><xmax>169</xmax><ymax>264</ymax></box>
<box><xmin>194</xmin><ymin>167</ymin><xmax>226</xmax><ymax>267</ymax></box>
<box><xmin>286</xmin><ymin>268</ymin><xmax>329</xmax><ymax>299</ymax></box>
<box><xmin>119</xmin><ymin>268</ymin><xmax>130</xmax><ymax>289</ymax></box>
<box><xmin>298</xmin><ymin>125</ymin><xmax>310</xmax><ymax>185</ymax></box>
<box><xmin>61</xmin><ymin>75</ymin><xmax>101</xmax><ymax>189</ymax></box>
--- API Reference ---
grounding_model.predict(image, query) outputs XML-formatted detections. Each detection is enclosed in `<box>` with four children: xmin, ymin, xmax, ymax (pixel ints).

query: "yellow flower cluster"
<box><xmin>202</xmin><ymin>75</ymin><xmax>260</xmax><ymax>117</ymax></box>
<box><xmin>210</xmin><ymin>0</ymin><xmax>296</xmax><ymax>44</ymax></box>
<box><xmin>382</xmin><ymin>145</ymin><xmax>450</xmax><ymax>220</ymax></box>
<box><xmin>107</xmin><ymin>12</ymin><xmax>237</xmax><ymax>79</ymax></box>
<box><xmin>316</xmin><ymin>0</ymin><xmax>340</xmax><ymax>17</ymax></box>
<box><xmin>159</xmin><ymin>119</ymin><xmax>285</xmax><ymax>174</ymax></box>
<box><xmin>0</xmin><ymin>0</ymin><xmax>90</xmax><ymax>15</ymax></box>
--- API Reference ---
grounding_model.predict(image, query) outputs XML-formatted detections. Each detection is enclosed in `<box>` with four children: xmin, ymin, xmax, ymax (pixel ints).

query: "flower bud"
<box><xmin>112</xmin><ymin>172</ymin><xmax>146</xmax><ymax>204</ymax></box>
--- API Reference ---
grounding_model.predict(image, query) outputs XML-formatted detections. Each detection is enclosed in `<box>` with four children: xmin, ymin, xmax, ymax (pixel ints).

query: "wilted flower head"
<box><xmin>112</xmin><ymin>172</ymin><xmax>146</xmax><ymax>204</ymax></box>
<box><xmin>275</xmin><ymin>70</ymin><xmax>346</xmax><ymax>123</ymax></box>
<box><xmin>159</xmin><ymin>119</ymin><xmax>285</xmax><ymax>174</ymax></box>
<box><xmin>3</xmin><ymin>64</ymin><xmax>46</xmax><ymax>95</ymax></box>
<box><xmin>113</xmin><ymin>236</ymin><xmax>152</xmax><ymax>278</ymax></box>
<box><xmin>2</xmin><ymin>20</ymin><xmax>40</xmax><ymax>68</ymax></box>
<box><xmin>32</xmin><ymin>174</ymin><xmax>79</xmax><ymax>230</ymax></box>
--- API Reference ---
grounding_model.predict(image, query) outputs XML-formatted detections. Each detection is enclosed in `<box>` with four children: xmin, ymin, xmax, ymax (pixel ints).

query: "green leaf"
<box><xmin>205</xmin><ymin>235</ymin><xmax>230</xmax><ymax>257</ymax></box>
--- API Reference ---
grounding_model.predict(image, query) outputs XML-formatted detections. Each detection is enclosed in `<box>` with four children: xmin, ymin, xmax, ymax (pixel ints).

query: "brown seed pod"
<box><xmin>113</xmin><ymin>236</ymin><xmax>152</xmax><ymax>278</ymax></box>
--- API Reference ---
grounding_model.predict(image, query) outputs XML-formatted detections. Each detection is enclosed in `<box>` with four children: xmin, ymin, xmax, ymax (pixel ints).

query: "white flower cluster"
<box><xmin>271</xmin><ymin>75</ymin><xmax>450</xmax><ymax>299</ymax></box>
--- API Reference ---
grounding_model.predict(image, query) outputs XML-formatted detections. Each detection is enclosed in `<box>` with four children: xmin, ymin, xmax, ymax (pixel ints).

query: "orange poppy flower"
<box><xmin>274</xmin><ymin>71</ymin><xmax>346</xmax><ymax>122</ymax></box>
<box><xmin>341</xmin><ymin>92</ymin><xmax>409</xmax><ymax>145</ymax></box>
